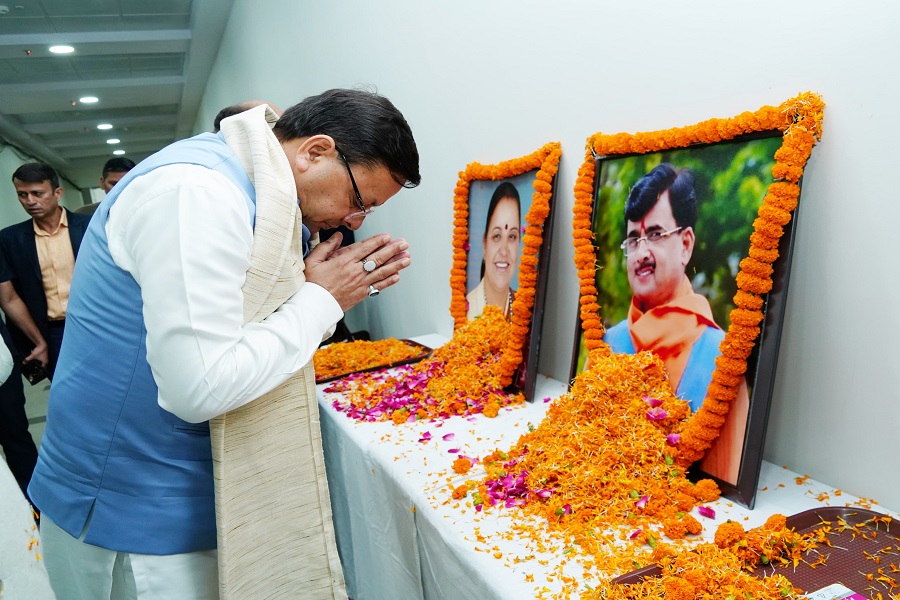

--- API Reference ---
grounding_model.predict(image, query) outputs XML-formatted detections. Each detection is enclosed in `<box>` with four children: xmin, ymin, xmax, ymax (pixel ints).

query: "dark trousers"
<box><xmin>0</xmin><ymin>362</ymin><xmax>38</xmax><ymax>498</ymax></box>
<box><xmin>46</xmin><ymin>319</ymin><xmax>66</xmax><ymax>378</ymax></box>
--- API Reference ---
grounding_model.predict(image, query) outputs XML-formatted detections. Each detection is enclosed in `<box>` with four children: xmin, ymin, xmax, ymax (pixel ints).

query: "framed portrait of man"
<box><xmin>568</xmin><ymin>95</ymin><xmax>823</xmax><ymax>508</ymax></box>
<box><xmin>450</xmin><ymin>143</ymin><xmax>561</xmax><ymax>402</ymax></box>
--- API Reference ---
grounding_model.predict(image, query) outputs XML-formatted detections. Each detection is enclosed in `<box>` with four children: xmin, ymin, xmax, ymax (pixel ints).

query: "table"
<box><xmin>318</xmin><ymin>335</ymin><xmax>896</xmax><ymax>599</ymax></box>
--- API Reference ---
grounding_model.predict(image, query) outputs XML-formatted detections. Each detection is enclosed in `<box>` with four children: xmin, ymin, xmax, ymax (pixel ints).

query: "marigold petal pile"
<box><xmin>328</xmin><ymin>306</ymin><xmax>524</xmax><ymax>423</ymax></box>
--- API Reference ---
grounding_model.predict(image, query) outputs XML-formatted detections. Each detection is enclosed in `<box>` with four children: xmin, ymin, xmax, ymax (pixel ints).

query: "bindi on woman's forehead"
<box><xmin>504</xmin><ymin>224</ymin><xmax>508</xmax><ymax>230</ymax></box>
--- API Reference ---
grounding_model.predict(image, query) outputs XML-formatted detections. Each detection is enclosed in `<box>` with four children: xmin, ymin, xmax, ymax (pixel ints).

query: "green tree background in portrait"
<box><xmin>574</xmin><ymin>135</ymin><xmax>783</xmax><ymax>374</ymax></box>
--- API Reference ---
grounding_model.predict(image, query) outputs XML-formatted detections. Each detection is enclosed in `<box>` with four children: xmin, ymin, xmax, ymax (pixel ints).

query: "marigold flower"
<box><xmin>452</xmin><ymin>457</ymin><xmax>473</xmax><ymax>474</ymax></box>
<box><xmin>714</xmin><ymin>520</ymin><xmax>746</xmax><ymax>548</ymax></box>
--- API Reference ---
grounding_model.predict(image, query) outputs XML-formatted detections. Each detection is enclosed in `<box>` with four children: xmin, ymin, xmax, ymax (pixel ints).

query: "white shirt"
<box><xmin>107</xmin><ymin>163</ymin><xmax>342</xmax><ymax>424</ymax></box>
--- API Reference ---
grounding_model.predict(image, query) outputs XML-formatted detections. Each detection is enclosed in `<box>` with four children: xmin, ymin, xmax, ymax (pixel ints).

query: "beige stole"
<box><xmin>210</xmin><ymin>105</ymin><xmax>346</xmax><ymax>599</ymax></box>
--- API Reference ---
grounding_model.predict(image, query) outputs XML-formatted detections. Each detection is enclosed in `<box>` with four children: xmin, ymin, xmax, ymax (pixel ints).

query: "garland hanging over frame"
<box><xmin>572</xmin><ymin>92</ymin><xmax>825</xmax><ymax>464</ymax></box>
<box><xmin>450</xmin><ymin>142</ymin><xmax>561</xmax><ymax>387</ymax></box>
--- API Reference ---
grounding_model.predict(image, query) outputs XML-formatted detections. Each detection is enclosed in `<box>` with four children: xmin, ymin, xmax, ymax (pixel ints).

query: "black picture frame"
<box><xmin>569</xmin><ymin>131</ymin><xmax>802</xmax><ymax>508</ymax></box>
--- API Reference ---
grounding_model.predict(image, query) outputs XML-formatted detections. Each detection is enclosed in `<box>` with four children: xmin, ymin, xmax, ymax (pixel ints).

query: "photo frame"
<box><xmin>570</xmin><ymin>93</ymin><xmax>824</xmax><ymax>507</ymax></box>
<box><xmin>450</xmin><ymin>142</ymin><xmax>561</xmax><ymax>402</ymax></box>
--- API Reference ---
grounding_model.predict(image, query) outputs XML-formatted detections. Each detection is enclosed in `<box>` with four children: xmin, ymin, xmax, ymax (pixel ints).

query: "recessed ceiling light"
<box><xmin>97</xmin><ymin>123</ymin><xmax>113</xmax><ymax>130</ymax></box>
<box><xmin>113</xmin><ymin>150</ymin><xmax>126</xmax><ymax>156</ymax></box>
<box><xmin>49</xmin><ymin>45</ymin><xmax>75</xmax><ymax>54</ymax></box>
<box><xmin>106</xmin><ymin>138</ymin><xmax>120</xmax><ymax>144</ymax></box>
<box><xmin>79</xmin><ymin>96</ymin><xmax>99</xmax><ymax>104</ymax></box>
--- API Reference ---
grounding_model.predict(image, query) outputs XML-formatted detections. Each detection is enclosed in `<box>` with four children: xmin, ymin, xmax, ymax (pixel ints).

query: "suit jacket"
<box><xmin>0</xmin><ymin>209</ymin><xmax>91</xmax><ymax>356</ymax></box>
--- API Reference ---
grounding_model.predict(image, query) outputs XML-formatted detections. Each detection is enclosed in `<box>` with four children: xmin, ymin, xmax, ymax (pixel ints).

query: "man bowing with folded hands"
<box><xmin>30</xmin><ymin>88</ymin><xmax>420</xmax><ymax>600</ymax></box>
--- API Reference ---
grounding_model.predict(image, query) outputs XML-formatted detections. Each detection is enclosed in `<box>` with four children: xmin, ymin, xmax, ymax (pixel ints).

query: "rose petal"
<box><xmin>646</xmin><ymin>407</ymin><xmax>668</xmax><ymax>421</ymax></box>
<box><xmin>697</xmin><ymin>505</ymin><xmax>716</xmax><ymax>519</ymax></box>
<box><xmin>636</xmin><ymin>495</ymin><xmax>648</xmax><ymax>509</ymax></box>
<box><xmin>543</xmin><ymin>397</ymin><xmax>551</xmax><ymax>403</ymax></box>
<box><xmin>665</xmin><ymin>433</ymin><xmax>681</xmax><ymax>445</ymax></box>
<box><xmin>642</xmin><ymin>395</ymin><xmax>663</xmax><ymax>408</ymax></box>
<box><xmin>442</xmin><ymin>433</ymin><xmax>455</xmax><ymax>441</ymax></box>
<box><xmin>629</xmin><ymin>528</ymin><xmax>642</xmax><ymax>539</ymax></box>
<box><xmin>447</xmin><ymin>448</ymin><xmax>460</xmax><ymax>454</ymax></box>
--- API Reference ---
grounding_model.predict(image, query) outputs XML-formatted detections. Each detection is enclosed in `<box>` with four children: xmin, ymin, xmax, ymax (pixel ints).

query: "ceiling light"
<box><xmin>97</xmin><ymin>123</ymin><xmax>113</xmax><ymax>130</ymax></box>
<box><xmin>79</xmin><ymin>96</ymin><xmax>99</xmax><ymax>104</ymax></box>
<box><xmin>113</xmin><ymin>150</ymin><xmax>126</xmax><ymax>156</ymax></box>
<box><xmin>106</xmin><ymin>138</ymin><xmax>120</xmax><ymax>144</ymax></box>
<box><xmin>49</xmin><ymin>45</ymin><xmax>75</xmax><ymax>54</ymax></box>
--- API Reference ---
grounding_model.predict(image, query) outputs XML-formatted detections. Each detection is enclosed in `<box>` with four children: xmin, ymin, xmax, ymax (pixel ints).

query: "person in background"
<box><xmin>29</xmin><ymin>88</ymin><xmax>419</xmax><ymax>599</ymax></box>
<box><xmin>0</xmin><ymin>307</ymin><xmax>41</xmax><ymax>500</ymax></box>
<box><xmin>213</xmin><ymin>99</ymin><xmax>283</xmax><ymax>132</ymax></box>
<box><xmin>466</xmin><ymin>181</ymin><xmax>521</xmax><ymax>320</ymax></box>
<box><xmin>1</xmin><ymin>163</ymin><xmax>91</xmax><ymax>377</ymax></box>
<box><xmin>76</xmin><ymin>156</ymin><xmax>137</xmax><ymax>216</ymax></box>
<box><xmin>0</xmin><ymin>326</ymin><xmax>54</xmax><ymax>599</ymax></box>
<box><xmin>603</xmin><ymin>163</ymin><xmax>749</xmax><ymax>483</ymax></box>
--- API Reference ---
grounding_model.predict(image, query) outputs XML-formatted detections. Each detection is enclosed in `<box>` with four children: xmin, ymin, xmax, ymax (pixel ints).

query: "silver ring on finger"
<box><xmin>367</xmin><ymin>284</ymin><xmax>380</xmax><ymax>298</ymax></box>
<box><xmin>361</xmin><ymin>258</ymin><xmax>377</xmax><ymax>273</ymax></box>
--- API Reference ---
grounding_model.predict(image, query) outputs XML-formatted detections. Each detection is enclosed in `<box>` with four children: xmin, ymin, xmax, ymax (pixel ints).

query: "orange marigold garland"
<box><xmin>449</xmin><ymin>142</ymin><xmax>562</xmax><ymax>387</ymax></box>
<box><xmin>571</xmin><ymin>92</ymin><xmax>825</xmax><ymax>464</ymax></box>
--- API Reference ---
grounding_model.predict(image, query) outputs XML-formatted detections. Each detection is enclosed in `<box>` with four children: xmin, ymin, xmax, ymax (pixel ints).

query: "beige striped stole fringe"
<box><xmin>210</xmin><ymin>105</ymin><xmax>347</xmax><ymax>600</ymax></box>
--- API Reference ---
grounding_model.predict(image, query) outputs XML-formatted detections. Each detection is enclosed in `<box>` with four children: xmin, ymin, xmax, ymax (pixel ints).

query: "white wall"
<box><xmin>197</xmin><ymin>0</ymin><xmax>900</xmax><ymax>510</ymax></box>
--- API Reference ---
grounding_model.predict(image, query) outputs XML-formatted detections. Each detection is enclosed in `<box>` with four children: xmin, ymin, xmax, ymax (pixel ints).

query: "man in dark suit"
<box><xmin>1</xmin><ymin>162</ymin><xmax>91</xmax><ymax>377</ymax></box>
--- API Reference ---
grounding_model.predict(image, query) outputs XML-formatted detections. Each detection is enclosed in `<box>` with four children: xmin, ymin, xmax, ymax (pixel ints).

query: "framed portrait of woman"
<box><xmin>570</xmin><ymin>94</ymin><xmax>824</xmax><ymax>507</ymax></box>
<box><xmin>450</xmin><ymin>143</ymin><xmax>561</xmax><ymax>402</ymax></box>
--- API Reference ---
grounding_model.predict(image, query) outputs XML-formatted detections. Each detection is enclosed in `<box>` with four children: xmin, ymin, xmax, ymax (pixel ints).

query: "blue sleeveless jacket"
<box><xmin>29</xmin><ymin>133</ymin><xmax>256</xmax><ymax>554</ymax></box>
<box><xmin>604</xmin><ymin>319</ymin><xmax>724</xmax><ymax>412</ymax></box>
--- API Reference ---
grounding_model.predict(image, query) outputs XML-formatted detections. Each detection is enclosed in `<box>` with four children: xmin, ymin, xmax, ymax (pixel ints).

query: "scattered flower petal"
<box><xmin>645</xmin><ymin>407</ymin><xmax>668</xmax><ymax>421</ymax></box>
<box><xmin>418</xmin><ymin>431</ymin><xmax>432</xmax><ymax>443</ymax></box>
<box><xmin>442</xmin><ymin>433</ymin><xmax>455</xmax><ymax>441</ymax></box>
<box><xmin>665</xmin><ymin>433</ymin><xmax>681</xmax><ymax>445</ymax></box>
<box><xmin>447</xmin><ymin>448</ymin><xmax>460</xmax><ymax>454</ymax></box>
<box><xmin>636</xmin><ymin>495</ymin><xmax>649</xmax><ymax>509</ymax></box>
<box><xmin>642</xmin><ymin>395</ymin><xmax>663</xmax><ymax>408</ymax></box>
<box><xmin>697</xmin><ymin>505</ymin><xmax>716</xmax><ymax>519</ymax></box>
<box><xmin>629</xmin><ymin>529</ymin><xmax>642</xmax><ymax>539</ymax></box>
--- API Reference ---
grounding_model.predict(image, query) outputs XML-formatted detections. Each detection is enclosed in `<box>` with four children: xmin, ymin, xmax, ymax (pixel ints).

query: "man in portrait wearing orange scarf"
<box><xmin>604</xmin><ymin>163</ymin><xmax>749</xmax><ymax>484</ymax></box>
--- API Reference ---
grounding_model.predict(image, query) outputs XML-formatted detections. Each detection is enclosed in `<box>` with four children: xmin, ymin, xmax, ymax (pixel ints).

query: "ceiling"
<box><xmin>0</xmin><ymin>0</ymin><xmax>234</xmax><ymax>190</ymax></box>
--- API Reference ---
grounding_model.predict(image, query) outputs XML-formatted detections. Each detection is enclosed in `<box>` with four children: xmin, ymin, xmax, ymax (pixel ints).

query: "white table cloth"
<box><xmin>319</xmin><ymin>334</ymin><xmax>896</xmax><ymax>599</ymax></box>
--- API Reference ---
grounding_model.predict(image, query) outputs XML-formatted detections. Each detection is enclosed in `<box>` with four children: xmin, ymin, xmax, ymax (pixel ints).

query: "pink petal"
<box><xmin>645</xmin><ymin>408</ymin><xmax>668</xmax><ymax>421</ymax></box>
<box><xmin>665</xmin><ymin>433</ymin><xmax>681</xmax><ymax>445</ymax></box>
<box><xmin>535</xmin><ymin>489</ymin><xmax>552</xmax><ymax>499</ymax></box>
<box><xmin>447</xmin><ymin>448</ymin><xmax>460</xmax><ymax>454</ymax></box>
<box><xmin>442</xmin><ymin>433</ymin><xmax>455</xmax><ymax>441</ymax></box>
<box><xmin>629</xmin><ymin>528</ymin><xmax>642</xmax><ymax>539</ymax></box>
<box><xmin>418</xmin><ymin>431</ymin><xmax>432</xmax><ymax>443</ymax></box>
<box><xmin>635</xmin><ymin>495</ymin><xmax>648</xmax><ymax>509</ymax></box>
<box><xmin>697</xmin><ymin>505</ymin><xmax>716</xmax><ymax>519</ymax></box>
<box><xmin>543</xmin><ymin>397</ymin><xmax>551</xmax><ymax>403</ymax></box>
<box><xmin>642</xmin><ymin>395</ymin><xmax>663</xmax><ymax>408</ymax></box>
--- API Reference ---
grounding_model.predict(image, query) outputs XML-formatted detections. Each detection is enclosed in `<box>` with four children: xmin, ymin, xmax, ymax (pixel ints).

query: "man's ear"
<box><xmin>681</xmin><ymin>226</ymin><xmax>695</xmax><ymax>265</ymax></box>
<box><xmin>292</xmin><ymin>135</ymin><xmax>336</xmax><ymax>173</ymax></box>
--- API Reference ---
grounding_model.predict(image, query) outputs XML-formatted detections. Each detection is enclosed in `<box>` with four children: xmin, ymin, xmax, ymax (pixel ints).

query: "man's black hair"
<box><xmin>12</xmin><ymin>162</ymin><xmax>60</xmax><ymax>190</ymax></box>
<box><xmin>624</xmin><ymin>163</ymin><xmax>697</xmax><ymax>229</ymax></box>
<box><xmin>102</xmin><ymin>157</ymin><xmax>136</xmax><ymax>178</ymax></box>
<box><xmin>273</xmin><ymin>89</ymin><xmax>420</xmax><ymax>188</ymax></box>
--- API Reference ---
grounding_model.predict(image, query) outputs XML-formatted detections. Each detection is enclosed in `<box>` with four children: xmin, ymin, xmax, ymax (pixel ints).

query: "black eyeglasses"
<box><xmin>337</xmin><ymin>150</ymin><xmax>374</xmax><ymax>219</ymax></box>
